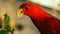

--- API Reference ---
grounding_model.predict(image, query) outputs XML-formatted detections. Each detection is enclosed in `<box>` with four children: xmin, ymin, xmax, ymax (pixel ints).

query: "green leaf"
<box><xmin>11</xmin><ymin>29</ymin><xmax>14</xmax><ymax>34</ymax></box>
<box><xmin>4</xmin><ymin>14</ymin><xmax>11</xmax><ymax>32</ymax></box>
<box><xmin>3</xmin><ymin>13</ymin><xmax>14</xmax><ymax>34</ymax></box>
<box><xmin>5</xmin><ymin>25</ymin><xmax>11</xmax><ymax>32</ymax></box>
<box><xmin>4</xmin><ymin>13</ymin><xmax>10</xmax><ymax>25</ymax></box>
<box><xmin>0</xmin><ymin>29</ymin><xmax>8</xmax><ymax>34</ymax></box>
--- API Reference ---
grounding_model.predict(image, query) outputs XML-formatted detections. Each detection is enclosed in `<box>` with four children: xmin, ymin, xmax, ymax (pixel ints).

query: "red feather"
<box><xmin>20</xmin><ymin>2</ymin><xmax>60</xmax><ymax>34</ymax></box>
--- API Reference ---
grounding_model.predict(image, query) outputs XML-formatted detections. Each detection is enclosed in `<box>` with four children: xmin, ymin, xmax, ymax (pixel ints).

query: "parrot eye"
<box><xmin>24</xmin><ymin>6</ymin><xmax>28</xmax><ymax>10</ymax></box>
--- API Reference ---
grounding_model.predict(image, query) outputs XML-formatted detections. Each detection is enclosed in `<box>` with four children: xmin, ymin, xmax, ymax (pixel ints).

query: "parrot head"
<box><xmin>17</xmin><ymin>2</ymin><xmax>32</xmax><ymax>18</ymax></box>
<box><xmin>17</xmin><ymin>2</ymin><xmax>41</xmax><ymax>18</ymax></box>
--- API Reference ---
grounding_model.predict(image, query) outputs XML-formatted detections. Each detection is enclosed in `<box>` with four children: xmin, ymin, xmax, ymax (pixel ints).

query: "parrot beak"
<box><xmin>17</xmin><ymin>8</ymin><xmax>24</xmax><ymax>18</ymax></box>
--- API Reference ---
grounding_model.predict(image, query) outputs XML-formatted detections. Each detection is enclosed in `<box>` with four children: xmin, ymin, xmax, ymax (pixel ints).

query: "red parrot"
<box><xmin>17</xmin><ymin>2</ymin><xmax>60</xmax><ymax>34</ymax></box>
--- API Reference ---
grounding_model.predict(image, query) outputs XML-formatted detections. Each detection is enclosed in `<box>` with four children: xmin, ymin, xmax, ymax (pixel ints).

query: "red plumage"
<box><xmin>20</xmin><ymin>2</ymin><xmax>60</xmax><ymax>34</ymax></box>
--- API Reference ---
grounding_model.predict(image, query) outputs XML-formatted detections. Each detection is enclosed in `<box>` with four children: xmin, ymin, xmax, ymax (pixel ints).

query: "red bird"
<box><xmin>17</xmin><ymin>2</ymin><xmax>60</xmax><ymax>34</ymax></box>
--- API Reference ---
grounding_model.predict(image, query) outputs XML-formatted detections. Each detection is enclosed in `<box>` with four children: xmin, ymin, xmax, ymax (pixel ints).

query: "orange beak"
<box><xmin>17</xmin><ymin>8</ymin><xmax>24</xmax><ymax>18</ymax></box>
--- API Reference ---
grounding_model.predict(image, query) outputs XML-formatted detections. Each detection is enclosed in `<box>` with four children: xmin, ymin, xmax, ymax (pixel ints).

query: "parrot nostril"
<box><xmin>17</xmin><ymin>25</ymin><xmax>23</xmax><ymax>30</ymax></box>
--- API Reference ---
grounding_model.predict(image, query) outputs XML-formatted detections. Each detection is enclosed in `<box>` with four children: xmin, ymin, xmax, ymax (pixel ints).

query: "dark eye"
<box><xmin>24</xmin><ymin>6</ymin><xmax>28</xmax><ymax>10</ymax></box>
